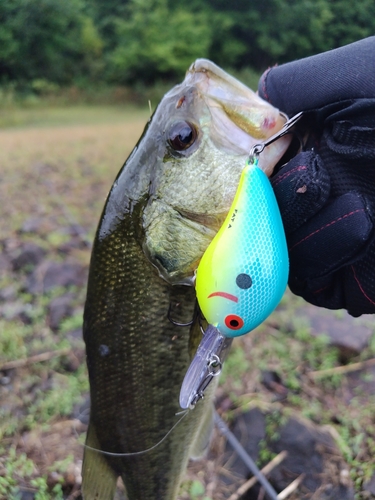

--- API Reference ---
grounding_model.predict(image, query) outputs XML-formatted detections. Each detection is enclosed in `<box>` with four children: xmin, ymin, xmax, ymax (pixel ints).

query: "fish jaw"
<box><xmin>186</xmin><ymin>59</ymin><xmax>291</xmax><ymax>175</ymax></box>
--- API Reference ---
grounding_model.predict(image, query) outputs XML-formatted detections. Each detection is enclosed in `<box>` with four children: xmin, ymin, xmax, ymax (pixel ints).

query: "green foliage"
<box><xmin>0</xmin><ymin>0</ymin><xmax>103</xmax><ymax>86</ymax></box>
<box><xmin>220</xmin><ymin>341</ymin><xmax>250</xmax><ymax>388</ymax></box>
<box><xmin>1</xmin><ymin>0</ymin><xmax>70</xmax><ymax>82</ymax></box>
<box><xmin>0</xmin><ymin>319</ymin><xmax>29</xmax><ymax>362</ymax></box>
<box><xmin>1</xmin><ymin>0</ymin><xmax>374</xmax><ymax>90</ymax></box>
<box><xmin>108</xmin><ymin>0</ymin><xmax>212</xmax><ymax>83</ymax></box>
<box><xmin>0</xmin><ymin>448</ymin><xmax>35</xmax><ymax>498</ymax></box>
<box><xmin>189</xmin><ymin>479</ymin><xmax>205</xmax><ymax>497</ymax></box>
<box><xmin>0</xmin><ymin>448</ymin><xmax>65</xmax><ymax>500</ymax></box>
<box><xmin>241</xmin><ymin>0</ymin><xmax>375</xmax><ymax>67</ymax></box>
<box><xmin>179</xmin><ymin>479</ymin><xmax>210</xmax><ymax>500</ymax></box>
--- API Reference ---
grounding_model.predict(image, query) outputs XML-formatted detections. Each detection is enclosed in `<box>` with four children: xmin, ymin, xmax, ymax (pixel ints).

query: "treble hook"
<box><xmin>249</xmin><ymin>111</ymin><xmax>304</xmax><ymax>159</ymax></box>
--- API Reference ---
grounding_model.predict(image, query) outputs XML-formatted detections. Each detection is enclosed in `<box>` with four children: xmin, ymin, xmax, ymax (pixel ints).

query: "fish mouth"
<box><xmin>186</xmin><ymin>59</ymin><xmax>286</xmax><ymax>139</ymax></box>
<box><xmin>185</xmin><ymin>59</ymin><xmax>292</xmax><ymax>175</ymax></box>
<box><xmin>208</xmin><ymin>291</ymin><xmax>238</xmax><ymax>303</ymax></box>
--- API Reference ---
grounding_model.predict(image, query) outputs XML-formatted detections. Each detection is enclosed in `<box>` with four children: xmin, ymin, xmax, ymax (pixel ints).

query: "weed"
<box><xmin>220</xmin><ymin>341</ymin><xmax>250</xmax><ymax>385</ymax></box>
<box><xmin>189</xmin><ymin>480</ymin><xmax>205</xmax><ymax>497</ymax></box>
<box><xmin>0</xmin><ymin>448</ymin><xmax>35</xmax><ymax>498</ymax></box>
<box><xmin>0</xmin><ymin>320</ymin><xmax>29</xmax><ymax>362</ymax></box>
<box><xmin>258</xmin><ymin>442</ymin><xmax>277</xmax><ymax>466</ymax></box>
<box><xmin>59</xmin><ymin>311</ymin><xmax>83</xmax><ymax>333</ymax></box>
<box><xmin>30</xmin><ymin>477</ymin><xmax>64</xmax><ymax>500</ymax></box>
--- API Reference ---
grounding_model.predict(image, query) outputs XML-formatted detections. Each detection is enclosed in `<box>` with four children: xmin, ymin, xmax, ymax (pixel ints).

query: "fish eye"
<box><xmin>236</xmin><ymin>273</ymin><xmax>252</xmax><ymax>289</ymax></box>
<box><xmin>224</xmin><ymin>314</ymin><xmax>244</xmax><ymax>330</ymax></box>
<box><xmin>167</xmin><ymin>121</ymin><xmax>197</xmax><ymax>151</ymax></box>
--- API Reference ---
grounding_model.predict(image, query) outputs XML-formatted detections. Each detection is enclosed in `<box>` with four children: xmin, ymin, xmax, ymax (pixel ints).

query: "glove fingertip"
<box><xmin>271</xmin><ymin>151</ymin><xmax>330</xmax><ymax>234</ymax></box>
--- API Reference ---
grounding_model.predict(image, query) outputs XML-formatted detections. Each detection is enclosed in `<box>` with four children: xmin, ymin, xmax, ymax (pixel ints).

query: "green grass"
<box><xmin>0</xmin><ymin>104</ymin><xmax>150</xmax><ymax>129</ymax></box>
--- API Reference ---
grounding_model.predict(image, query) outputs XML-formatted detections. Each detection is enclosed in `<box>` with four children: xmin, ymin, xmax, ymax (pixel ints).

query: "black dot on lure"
<box><xmin>236</xmin><ymin>273</ymin><xmax>252</xmax><ymax>289</ymax></box>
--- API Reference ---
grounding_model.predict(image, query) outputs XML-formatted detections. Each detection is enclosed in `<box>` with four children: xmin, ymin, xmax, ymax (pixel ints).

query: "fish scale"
<box><xmin>82</xmin><ymin>214</ymin><xmax>213</xmax><ymax>499</ymax></box>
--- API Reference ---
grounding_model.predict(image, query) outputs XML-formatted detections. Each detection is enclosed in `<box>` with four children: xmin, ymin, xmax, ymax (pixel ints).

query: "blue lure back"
<box><xmin>195</xmin><ymin>157</ymin><xmax>289</xmax><ymax>338</ymax></box>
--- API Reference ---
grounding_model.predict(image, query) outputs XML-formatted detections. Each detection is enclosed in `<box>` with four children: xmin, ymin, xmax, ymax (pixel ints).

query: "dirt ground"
<box><xmin>1</xmin><ymin>106</ymin><xmax>375</xmax><ymax>500</ymax></box>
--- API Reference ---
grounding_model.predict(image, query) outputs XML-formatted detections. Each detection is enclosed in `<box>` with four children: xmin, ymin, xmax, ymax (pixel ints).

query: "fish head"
<box><xmin>100</xmin><ymin>59</ymin><xmax>291</xmax><ymax>285</ymax></box>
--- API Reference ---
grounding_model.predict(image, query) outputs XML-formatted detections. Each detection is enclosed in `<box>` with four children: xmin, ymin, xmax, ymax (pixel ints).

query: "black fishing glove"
<box><xmin>258</xmin><ymin>36</ymin><xmax>375</xmax><ymax>316</ymax></box>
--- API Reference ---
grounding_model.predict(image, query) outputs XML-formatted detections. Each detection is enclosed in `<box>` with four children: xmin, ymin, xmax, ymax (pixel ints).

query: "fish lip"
<box><xmin>188</xmin><ymin>59</ymin><xmax>254</xmax><ymax>99</ymax></box>
<box><xmin>208</xmin><ymin>291</ymin><xmax>238</xmax><ymax>303</ymax></box>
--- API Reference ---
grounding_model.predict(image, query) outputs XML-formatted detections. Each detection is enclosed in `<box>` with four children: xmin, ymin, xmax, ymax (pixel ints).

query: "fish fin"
<box><xmin>81</xmin><ymin>421</ymin><xmax>118</xmax><ymax>500</ymax></box>
<box><xmin>189</xmin><ymin>404</ymin><xmax>215</xmax><ymax>459</ymax></box>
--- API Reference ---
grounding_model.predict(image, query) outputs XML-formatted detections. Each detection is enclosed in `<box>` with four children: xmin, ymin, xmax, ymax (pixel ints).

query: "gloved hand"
<box><xmin>258</xmin><ymin>36</ymin><xmax>375</xmax><ymax>316</ymax></box>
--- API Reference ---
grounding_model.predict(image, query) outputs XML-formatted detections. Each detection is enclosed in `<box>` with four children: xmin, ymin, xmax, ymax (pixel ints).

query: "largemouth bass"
<box><xmin>82</xmin><ymin>59</ymin><xmax>291</xmax><ymax>500</ymax></box>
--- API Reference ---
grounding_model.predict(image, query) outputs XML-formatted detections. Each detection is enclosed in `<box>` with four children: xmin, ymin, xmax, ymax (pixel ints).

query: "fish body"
<box><xmin>195</xmin><ymin>158</ymin><xmax>289</xmax><ymax>338</ymax></box>
<box><xmin>82</xmin><ymin>60</ymin><xmax>291</xmax><ymax>499</ymax></box>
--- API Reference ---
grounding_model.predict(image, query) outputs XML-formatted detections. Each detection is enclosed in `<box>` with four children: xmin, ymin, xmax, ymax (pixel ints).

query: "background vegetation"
<box><xmin>1</xmin><ymin>0</ymin><xmax>375</xmax><ymax>100</ymax></box>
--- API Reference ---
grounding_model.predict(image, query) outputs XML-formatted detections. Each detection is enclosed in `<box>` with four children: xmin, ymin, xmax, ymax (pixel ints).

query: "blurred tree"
<box><xmin>79</xmin><ymin>16</ymin><xmax>105</xmax><ymax>81</ymax></box>
<box><xmin>0</xmin><ymin>0</ymin><xmax>103</xmax><ymax>85</ymax></box>
<box><xmin>108</xmin><ymin>0</ymin><xmax>212</xmax><ymax>83</ymax></box>
<box><xmin>325</xmin><ymin>0</ymin><xmax>375</xmax><ymax>48</ymax></box>
<box><xmin>1</xmin><ymin>0</ymin><xmax>374</xmax><ymax>87</ymax></box>
<box><xmin>0</xmin><ymin>2</ymin><xmax>19</xmax><ymax>81</ymax></box>
<box><xmin>248</xmin><ymin>0</ymin><xmax>334</xmax><ymax>67</ymax></box>
<box><xmin>230</xmin><ymin>0</ymin><xmax>375</xmax><ymax>69</ymax></box>
<box><xmin>89</xmin><ymin>0</ymin><xmax>129</xmax><ymax>51</ymax></box>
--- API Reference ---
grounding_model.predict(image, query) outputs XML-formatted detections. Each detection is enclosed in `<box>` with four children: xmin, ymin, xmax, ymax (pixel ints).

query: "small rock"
<box><xmin>0</xmin><ymin>253</ymin><xmax>11</xmax><ymax>274</ymax></box>
<box><xmin>11</xmin><ymin>242</ymin><xmax>46</xmax><ymax>271</ymax></box>
<box><xmin>297</xmin><ymin>305</ymin><xmax>374</xmax><ymax>357</ymax></box>
<box><xmin>221</xmin><ymin>407</ymin><xmax>354</xmax><ymax>499</ymax></box>
<box><xmin>47</xmin><ymin>471</ymin><xmax>64</xmax><ymax>487</ymax></box>
<box><xmin>220</xmin><ymin>407</ymin><xmax>266</xmax><ymax>483</ymax></box>
<box><xmin>19</xmin><ymin>490</ymin><xmax>35</xmax><ymax>500</ymax></box>
<box><xmin>0</xmin><ymin>285</ymin><xmax>17</xmax><ymax>301</ymax></box>
<box><xmin>47</xmin><ymin>293</ymin><xmax>74</xmax><ymax>331</ymax></box>
<box><xmin>345</xmin><ymin>365</ymin><xmax>375</xmax><ymax>405</ymax></box>
<box><xmin>75</xmin><ymin>396</ymin><xmax>90</xmax><ymax>424</ymax></box>
<box><xmin>20</xmin><ymin>216</ymin><xmax>47</xmax><ymax>234</ymax></box>
<box><xmin>27</xmin><ymin>260</ymin><xmax>87</xmax><ymax>294</ymax></box>
<box><xmin>58</xmin><ymin>235</ymin><xmax>90</xmax><ymax>254</ymax></box>
<box><xmin>364</xmin><ymin>472</ymin><xmax>375</xmax><ymax>495</ymax></box>
<box><xmin>66</xmin><ymin>328</ymin><xmax>83</xmax><ymax>341</ymax></box>
<box><xmin>61</xmin><ymin>350</ymin><xmax>83</xmax><ymax>372</ymax></box>
<box><xmin>0</xmin><ymin>301</ymin><xmax>33</xmax><ymax>323</ymax></box>
<box><xmin>64</xmin><ymin>462</ymin><xmax>82</xmax><ymax>486</ymax></box>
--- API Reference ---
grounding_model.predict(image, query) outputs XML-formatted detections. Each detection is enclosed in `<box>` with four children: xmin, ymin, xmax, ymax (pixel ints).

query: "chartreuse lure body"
<box><xmin>195</xmin><ymin>156</ymin><xmax>289</xmax><ymax>338</ymax></box>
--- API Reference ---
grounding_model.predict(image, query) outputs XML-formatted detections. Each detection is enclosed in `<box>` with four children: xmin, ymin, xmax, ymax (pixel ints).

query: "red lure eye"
<box><xmin>224</xmin><ymin>315</ymin><xmax>244</xmax><ymax>330</ymax></box>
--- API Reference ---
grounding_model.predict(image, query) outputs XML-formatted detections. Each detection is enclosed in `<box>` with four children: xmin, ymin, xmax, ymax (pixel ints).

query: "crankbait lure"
<box><xmin>179</xmin><ymin>112</ymin><xmax>303</xmax><ymax>409</ymax></box>
<box><xmin>195</xmin><ymin>152</ymin><xmax>288</xmax><ymax>337</ymax></box>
